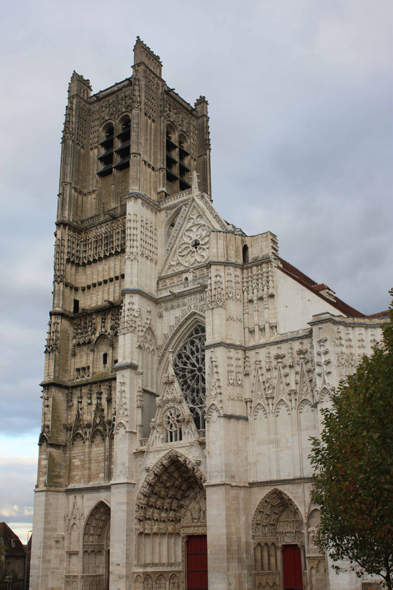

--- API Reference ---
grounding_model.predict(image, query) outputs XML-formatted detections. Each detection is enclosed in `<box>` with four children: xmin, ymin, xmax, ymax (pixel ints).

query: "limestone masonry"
<box><xmin>30</xmin><ymin>38</ymin><xmax>388</xmax><ymax>590</ymax></box>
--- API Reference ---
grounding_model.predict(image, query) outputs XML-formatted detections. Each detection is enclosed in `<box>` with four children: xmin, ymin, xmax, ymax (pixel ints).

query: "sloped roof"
<box><xmin>367</xmin><ymin>310</ymin><xmax>390</xmax><ymax>319</ymax></box>
<box><xmin>0</xmin><ymin>522</ymin><xmax>26</xmax><ymax>557</ymax></box>
<box><xmin>278</xmin><ymin>257</ymin><xmax>365</xmax><ymax>318</ymax></box>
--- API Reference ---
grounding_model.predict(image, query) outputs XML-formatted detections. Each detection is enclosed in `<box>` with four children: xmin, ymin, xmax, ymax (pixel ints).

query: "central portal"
<box><xmin>187</xmin><ymin>535</ymin><xmax>208</xmax><ymax>590</ymax></box>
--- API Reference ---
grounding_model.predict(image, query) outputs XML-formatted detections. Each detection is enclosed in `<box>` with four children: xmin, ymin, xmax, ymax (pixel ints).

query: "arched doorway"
<box><xmin>82</xmin><ymin>501</ymin><xmax>110</xmax><ymax>590</ymax></box>
<box><xmin>134</xmin><ymin>450</ymin><xmax>207</xmax><ymax>589</ymax></box>
<box><xmin>252</xmin><ymin>489</ymin><xmax>305</xmax><ymax>590</ymax></box>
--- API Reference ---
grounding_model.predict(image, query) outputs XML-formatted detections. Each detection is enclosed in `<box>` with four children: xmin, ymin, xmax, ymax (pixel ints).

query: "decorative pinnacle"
<box><xmin>134</xmin><ymin>36</ymin><xmax>162</xmax><ymax>66</ymax></box>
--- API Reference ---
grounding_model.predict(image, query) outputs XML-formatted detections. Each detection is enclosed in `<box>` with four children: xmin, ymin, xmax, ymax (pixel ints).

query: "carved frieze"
<box><xmin>251</xmin><ymin>338</ymin><xmax>315</xmax><ymax>415</ymax></box>
<box><xmin>115</xmin><ymin>375</ymin><xmax>129</xmax><ymax>431</ymax></box>
<box><xmin>206</xmin><ymin>351</ymin><xmax>223</xmax><ymax>413</ymax></box>
<box><xmin>206</xmin><ymin>270</ymin><xmax>225</xmax><ymax>309</ymax></box>
<box><xmin>125</xmin><ymin>211</ymin><xmax>158</xmax><ymax>264</ymax></box>
<box><xmin>54</xmin><ymin>235</ymin><xmax>65</xmax><ymax>282</ymax></box>
<box><xmin>253</xmin><ymin>571</ymin><xmax>280</xmax><ymax>589</ymax></box>
<box><xmin>243</xmin><ymin>262</ymin><xmax>275</xmax><ymax>302</ymax></box>
<box><xmin>66</xmin><ymin>217</ymin><xmax>126</xmax><ymax>265</ymax></box>
<box><xmin>118</xmin><ymin>298</ymin><xmax>139</xmax><ymax>336</ymax></box>
<box><xmin>143</xmin><ymin>69</ymin><xmax>158</xmax><ymax>121</ymax></box>
<box><xmin>65</xmin><ymin>495</ymin><xmax>84</xmax><ymax>533</ymax></box>
<box><xmin>252</xmin><ymin>488</ymin><xmax>305</xmax><ymax>547</ymax></box>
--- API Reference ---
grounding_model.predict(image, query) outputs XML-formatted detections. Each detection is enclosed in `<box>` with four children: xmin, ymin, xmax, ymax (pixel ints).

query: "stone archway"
<box><xmin>252</xmin><ymin>489</ymin><xmax>305</xmax><ymax>590</ymax></box>
<box><xmin>82</xmin><ymin>501</ymin><xmax>110</xmax><ymax>590</ymax></box>
<box><xmin>134</xmin><ymin>450</ymin><xmax>206</xmax><ymax>589</ymax></box>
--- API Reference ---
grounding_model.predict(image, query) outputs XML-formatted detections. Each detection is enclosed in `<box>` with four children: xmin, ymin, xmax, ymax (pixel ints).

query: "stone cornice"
<box><xmin>65</xmin><ymin>484</ymin><xmax>112</xmax><ymax>493</ymax></box>
<box><xmin>309</xmin><ymin>313</ymin><xmax>388</xmax><ymax>328</ymax></box>
<box><xmin>122</xmin><ymin>287</ymin><xmax>157</xmax><ymax>302</ymax></box>
<box><xmin>40</xmin><ymin>378</ymin><xmax>70</xmax><ymax>389</ymax></box>
<box><xmin>157</xmin><ymin>284</ymin><xmax>205</xmax><ymax>303</ymax></box>
<box><xmin>68</xmin><ymin>374</ymin><xmax>116</xmax><ymax>386</ymax></box>
<box><xmin>206</xmin><ymin>255</ymin><xmax>278</xmax><ymax>270</ymax></box>
<box><xmin>90</xmin><ymin>77</ymin><xmax>132</xmax><ymax>102</ymax></box>
<box><xmin>204</xmin><ymin>330</ymin><xmax>311</xmax><ymax>352</ymax></box>
<box><xmin>204</xmin><ymin>482</ymin><xmax>250</xmax><ymax>488</ymax></box>
<box><xmin>113</xmin><ymin>361</ymin><xmax>138</xmax><ymax>372</ymax></box>
<box><xmin>249</xmin><ymin>477</ymin><xmax>313</xmax><ymax>487</ymax></box>
<box><xmin>49</xmin><ymin>300</ymin><xmax>122</xmax><ymax>320</ymax></box>
<box><xmin>124</xmin><ymin>191</ymin><xmax>160</xmax><ymax>210</ymax></box>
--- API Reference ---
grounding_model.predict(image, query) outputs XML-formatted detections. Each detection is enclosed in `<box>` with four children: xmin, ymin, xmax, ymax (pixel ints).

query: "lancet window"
<box><xmin>173</xmin><ymin>325</ymin><xmax>206</xmax><ymax>429</ymax></box>
<box><xmin>97</xmin><ymin>124</ymin><xmax>114</xmax><ymax>176</ymax></box>
<box><xmin>114</xmin><ymin>116</ymin><xmax>131</xmax><ymax>170</ymax></box>
<box><xmin>165</xmin><ymin>125</ymin><xmax>191</xmax><ymax>195</ymax></box>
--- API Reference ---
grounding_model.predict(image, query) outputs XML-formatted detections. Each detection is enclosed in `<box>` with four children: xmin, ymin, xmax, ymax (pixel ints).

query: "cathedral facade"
<box><xmin>30</xmin><ymin>38</ymin><xmax>387</xmax><ymax>590</ymax></box>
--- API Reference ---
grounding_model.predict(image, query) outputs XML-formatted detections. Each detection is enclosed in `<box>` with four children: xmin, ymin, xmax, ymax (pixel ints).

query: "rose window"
<box><xmin>177</xmin><ymin>215</ymin><xmax>210</xmax><ymax>267</ymax></box>
<box><xmin>163</xmin><ymin>407</ymin><xmax>182</xmax><ymax>443</ymax></box>
<box><xmin>173</xmin><ymin>325</ymin><xmax>206</xmax><ymax>429</ymax></box>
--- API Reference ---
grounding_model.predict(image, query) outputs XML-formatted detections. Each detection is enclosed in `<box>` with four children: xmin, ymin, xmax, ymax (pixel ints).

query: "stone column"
<box><xmin>30</xmin><ymin>490</ymin><xmax>66</xmax><ymax>590</ymax></box>
<box><xmin>205</xmin><ymin>412</ymin><xmax>252</xmax><ymax>590</ymax></box>
<box><xmin>109</xmin><ymin>363</ymin><xmax>139</xmax><ymax>589</ymax></box>
<box><xmin>277</xmin><ymin>546</ymin><xmax>284</xmax><ymax>590</ymax></box>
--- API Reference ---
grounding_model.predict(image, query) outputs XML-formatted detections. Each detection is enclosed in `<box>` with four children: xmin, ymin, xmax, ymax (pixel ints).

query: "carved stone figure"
<box><xmin>31</xmin><ymin>36</ymin><xmax>388</xmax><ymax>590</ymax></box>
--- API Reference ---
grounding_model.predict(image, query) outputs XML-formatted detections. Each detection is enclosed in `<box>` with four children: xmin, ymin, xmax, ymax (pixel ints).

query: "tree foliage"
<box><xmin>310</xmin><ymin>290</ymin><xmax>393</xmax><ymax>589</ymax></box>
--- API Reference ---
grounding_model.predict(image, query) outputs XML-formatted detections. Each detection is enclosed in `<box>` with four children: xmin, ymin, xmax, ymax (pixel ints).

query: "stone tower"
<box><xmin>31</xmin><ymin>38</ymin><xmax>388</xmax><ymax>590</ymax></box>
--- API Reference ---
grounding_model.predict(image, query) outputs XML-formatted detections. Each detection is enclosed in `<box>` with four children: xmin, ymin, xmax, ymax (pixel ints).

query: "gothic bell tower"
<box><xmin>31</xmin><ymin>38</ymin><xmax>212</xmax><ymax>590</ymax></box>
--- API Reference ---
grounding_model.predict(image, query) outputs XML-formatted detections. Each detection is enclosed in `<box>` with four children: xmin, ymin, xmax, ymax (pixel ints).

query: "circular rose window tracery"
<box><xmin>173</xmin><ymin>325</ymin><xmax>206</xmax><ymax>430</ymax></box>
<box><xmin>163</xmin><ymin>407</ymin><xmax>182</xmax><ymax>443</ymax></box>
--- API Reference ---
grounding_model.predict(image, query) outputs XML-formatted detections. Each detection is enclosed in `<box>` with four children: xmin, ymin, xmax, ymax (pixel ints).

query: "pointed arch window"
<box><xmin>173</xmin><ymin>325</ymin><xmax>206</xmax><ymax>429</ymax></box>
<box><xmin>178</xmin><ymin>134</ymin><xmax>191</xmax><ymax>191</ymax></box>
<box><xmin>165</xmin><ymin>125</ymin><xmax>191</xmax><ymax>196</ymax></box>
<box><xmin>97</xmin><ymin>124</ymin><xmax>114</xmax><ymax>177</ymax></box>
<box><xmin>114</xmin><ymin>116</ymin><xmax>131</xmax><ymax>170</ymax></box>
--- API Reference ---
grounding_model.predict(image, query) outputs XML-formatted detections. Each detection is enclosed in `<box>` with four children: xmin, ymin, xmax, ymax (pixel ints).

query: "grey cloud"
<box><xmin>0</xmin><ymin>0</ymin><xmax>391</xmax><ymax>457</ymax></box>
<box><xmin>0</xmin><ymin>458</ymin><xmax>37</xmax><ymax>526</ymax></box>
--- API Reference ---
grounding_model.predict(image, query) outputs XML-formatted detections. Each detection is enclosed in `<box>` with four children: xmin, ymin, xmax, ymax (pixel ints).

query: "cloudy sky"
<box><xmin>0</xmin><ymin>0</ymin><xmax>392</xmax><ymax>542</ymax></box>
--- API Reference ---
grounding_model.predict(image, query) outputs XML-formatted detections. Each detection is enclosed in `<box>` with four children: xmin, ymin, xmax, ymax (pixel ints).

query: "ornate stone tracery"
<box><xmin>252</xmin><ymin>488</ymin><xmax>304</xmax><ymax>543</ymax></box>
<box><xmin>173</xmin><ymin>325</ymin><xmax>206</xmax><ymax>429</ymax></box>
<box><xmin>167</xmin><ymin>209</ymin><xmax>211</xmax><ymax>272</ymax></box>
<box><xmin>82</xmin><ymin>502</ymin><xmax>110</xmax><ymax>588</ymax></box>
<box><xmin>135</xmin><ymin>450</ymin><xmax>205</xmax><ymax>578</ymax></box>
<box><xmin>163</xmin><ymin>407</ymin><xmax>182</xmax><ymax>442</ymax></box>
<box><xmin>252</xmin><ymin>489</ymin><xmax>306</xmax><ymax>590</ymax></box>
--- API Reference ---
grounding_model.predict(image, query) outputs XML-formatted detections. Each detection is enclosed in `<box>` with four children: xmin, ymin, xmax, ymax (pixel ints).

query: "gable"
<box><xmin>160</xmin><ymin>197</ymin><xmax>225</xmax><ymax>276</ymax></box>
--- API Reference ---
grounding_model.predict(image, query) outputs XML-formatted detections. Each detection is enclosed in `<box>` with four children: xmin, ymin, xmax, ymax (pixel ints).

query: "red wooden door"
<box><xmin>283</xmin><ymin>545</ymin><xmax>303</xmax><ymax>590</ymax></box>
<box><xmin>187</xmin><ymin>535</ymin><xmax>208</xmax><ymax>590</ymax></box>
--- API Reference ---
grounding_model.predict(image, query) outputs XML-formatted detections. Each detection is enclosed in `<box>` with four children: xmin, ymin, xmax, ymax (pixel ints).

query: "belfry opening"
<box><xmin>30</xmin><ymin>35</ymin><xmax>386</xmax><ymax>590</ymax></box>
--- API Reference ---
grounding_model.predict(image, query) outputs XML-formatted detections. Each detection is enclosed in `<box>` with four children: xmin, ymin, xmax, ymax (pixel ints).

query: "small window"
<box><xmin>97</xmin><ymin>124</ymin><xmax>114</xmax><ymax>177</ymax></box>
<box><xmin>243</xmin><ymin>244</ymin><xmax>249</xmax><ymax>264</ymax></box>
<box><xmin>73</xmin><ymin>299</ymin><xmax>79</xmax><ymax>314</ymax></box>
<box><xmin>103</xmin><ymin>353</ymin><xmax>108</xmax><ymax>368</ymax></box>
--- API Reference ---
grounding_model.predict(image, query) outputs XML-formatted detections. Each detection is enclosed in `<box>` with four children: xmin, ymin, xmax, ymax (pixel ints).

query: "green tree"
<box><xmin>310</xmin><ymin>290</ymin><xmax>393</xmax><ymax>589</ymax></box>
